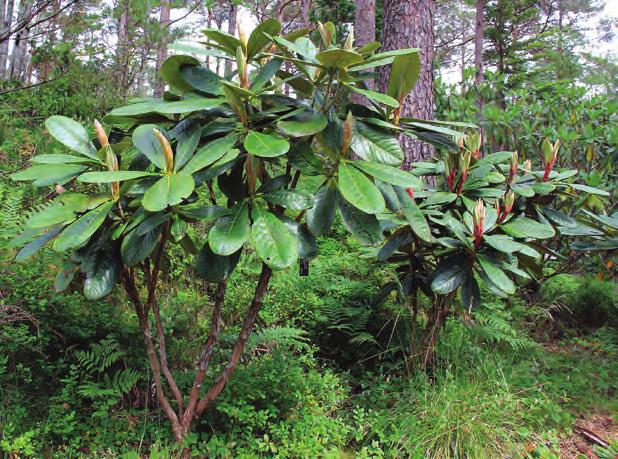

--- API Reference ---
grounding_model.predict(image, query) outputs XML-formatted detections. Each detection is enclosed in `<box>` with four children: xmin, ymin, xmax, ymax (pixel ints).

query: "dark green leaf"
<box><xmin>431</xmin><ymin>254</ymin><xmax>470</xmax><ymax>294</ymax></box>
<box><xmin>78</xmin><ymin>171</ymin><xmax>158</xmax><ymax>183</ymax></box>
<box><xmin>196</xmin><ymin>244</ymin><xmax>242</xmax><ymax>282</ymax></box>
<box><xmin>159</xmin><ymin>55</ymin><xmax>200</xmax><ymax>94</ymax></box>
<box><xmin>337</xmin><ymin>161</ymin><xmax>384</xmax><ymax>214</ymax></box>
<box><xmin>500</xmin><ymin>217</ymin><xmax>555</xmax><ymax>239</ymax></box>
<box><xmin>351</xmin><ymin>122</ymin><xmax>404</xmax><ymax>165</ymax></box>
<box><xmin>132</xmin><ymin>124</ymin><xmax>167</xmax><ymax>169</ymax></box>
<box><xmin>121</xmin><ymin>225</ymin><xmax>162</xmax><ymax>266</ymax></box>
<box><xmin>306</xmin><ymin>182</ymin><xmax>337</xmax><ymax>236</ymax></box>
<box><xmin>250</xmin><ymin>205</ymin><xmax>299</xmax><ymax>268</ymax></box>
<box><xmin>277</xmin><ymin>111</ymin><xmax>327</xmax><ymax>137</ymax></box>
<box><xmin>247</xmin><ymin>18</ymin><xmax>282</xmax><ymax>58</ymax></box>
<box><xmin>336</xmin><ymin>191</ymin><xmax>383</xmax><ymax>245</ymax></box>
<box><xmin>53</xmin><ymin>202</ymin><xmax>114</xmax><ymax>252</ymax></box>
<box><xmin>45</xmin><ymin>116</ymin><xmax>97</xmax><ymax>159</ymax></box>
<box><xmin>182</xmin><ymin>134</ymin><xmax>237</xmax><ymax>175</ymax></box>
<box><xmin>264</xmin><ymin>189</ymin><xmax>313</xmax><ymax>210</ymax></box>
<box><xmin>209</xmin><ymin>201</ymin><xmax>250</xmax><ymax>255</ymax></box>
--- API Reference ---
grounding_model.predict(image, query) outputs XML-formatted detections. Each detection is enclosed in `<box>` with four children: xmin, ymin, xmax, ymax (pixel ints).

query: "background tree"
<box><xmin>153</xmin><ymin>0</ymin><xmax>171</xmax><ymax>97</ymax></box>
<box><xmin>379</xmin><ymin>0</ymin><xmax>436</xmax><ymax>165</ymax></box>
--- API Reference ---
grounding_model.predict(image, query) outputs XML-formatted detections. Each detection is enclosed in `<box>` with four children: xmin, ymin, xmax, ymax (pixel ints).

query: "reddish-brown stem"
<box><xmin>152</xmin><ymin>299</ymin><xmax>184</xmax><ymax>415</ymax></box>
<box><xmin>195</xmin><ymin>263</ymin><xmax>273</xmax><ymax>417</ymax></box>
<box><xmin>181</xmin><ymin>280</ymin><xmax>227</xmax><ymax>428</ymax></box>
<box><xmin>121</xmin><ymin>269</ymin><xmax>182</xmax><ymax>439</ymax></box>
<box><xmin>144</xmin><ymin>223</ymin><xmax>185</xmax><ymax>414</ymax></box>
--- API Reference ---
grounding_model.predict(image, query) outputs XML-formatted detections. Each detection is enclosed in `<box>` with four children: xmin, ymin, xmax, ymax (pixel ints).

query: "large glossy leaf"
<box><xmin>11</xmin><ymin>164</ymin><xmax>88</xmax><ymax>187</ymax></box>
<box><xmin>360</xmin><ymin>47</ymin><xmax>420</xmax><ymax>65</ymax></box>
<box><xmin>337</xmin><ymin>162</ymin><xmax>384</xmax><ymax>214</ymax></box>
<box><xmin>483</xmin><ymin>234</ymin><xmax>538</xmax><ymax>256</ymax></box>
<box><xmin>510</xmin><ymin>183</ymin><xmax>535</xmax><ymax>197</ymax></box>
<box><xmin>378</xmin><ymin>227</ymin><xmax>414</xmax><ymax>261</ymax></box>
<box><xmin>26</xmin><ymin>205</ymin><xmax>75</xmax><ymax>229</ymax></box>
<box><xmin>430</xmin><ymin>254</ymin><xmax>470</xmax><ymax>294</ymax></box>
<box><xmin>420</xmin><ymin>192</ymin><xmax>458</xmax><ymax>207</ymax></box>
<box><xmin>352</xmin><ymin>161</ymin><xmax>422</xmax><ymax>188</ymax></box>
<box><xmin>250</xmin><ymin>205</ymin><xmax>299</xmax><ymax>269</ymax></box>
<box><xmin>568</xmin><ymin>183</ymin><xmax>609</xmax><ymax>196</ymax></box>
<box><xmin>83</xmin><ymin>250</ymin><xmax>120</xmax><ymax>300</ymax></box>
<box><xmin>142</xmin><ymin>173</ymin><xmax>195</xmax><ymax>212</ymax></box>
<box><xmin>336</xmin><ymin>191</ymin><xmax>383</xmax><ymax>245</ymax></box>
<box><xmin>112</xmin><ymin>97</ymin><xmax>224</xmax><ymax>116</ymax></box>
<box><xmin>315</xmin><ymin>49</ymin><xmax>363</xmax><ymax>68</ymax></box>
<box><xmin>282</xmin><ymin>218</ymin><xmax>318</xmax><ymax>260</ymax></box>
<box><xmin>476</xmin><ymin>254</ymin><xmax>515</xmax><ymax>295</ymax></box>
<box><xmin>121</xmin><ymin>225</ymin><xmax>163</xmax><ymax>266</ymax></box>
<box><xmin>136</xmin><ymin>213</ymin><xmax>171</xmax><ymax>235</ymax></box>
<box><xmin>251</xmin><ymin>57</ymin><xmax>283</xmax><ymax>91</ymax></box>
<box><xmin>247</xmin><ymin>18</ymin><xmax>282</xmax><ymax>58</ymax></box>
<box><xmin>351</xmin><ymin>122</ymin><xmax>404</xmax><ymax>165</ymax></box>
<box><xmin>202</xmin><ymin>29</ymin><xmax>241</xmax><ymax>55</ymax></box>
<box><xmin>345</xmin><ymin>85</ymin><xmax>400</xmax><ymax>108</ymax></box>
<box><xmin>196</xmin><ymin>244</ymin><xmax>242</xmax><ymax>282</ymax></box>
<box><xmin>78</xmin><ymin>171</ymin><xmax>158</xmax><ymax>183</ymax></box>
<box><xmin>31</xmin><ymin>154</ymin><xmax>97</xmax><ymax>164</ymax></box>
<box><xmin>15</xmin><ymin>226</ymin><xmax>63</xmax><ymax>261</ymax></box>
<box><xmin>132</xmin><ymin>124</ymin><xmax>167</xmax><ymax>169</ymax></box>
<box><xmin>277</xmin><ymin>111</ymin><xmax>327</xmax><ymax>137</ymax></box>
<box><xmin>460</xmin><ymin>272</ymin><xmax>481</xmax><ymax>310</ymax></box>
<box><xmin>307</xmin><ymin>182</ymin><xmax>337</xmax><ymax>236</ymax></box>
<box><xmin>182</xmin><ymin>134</ymin><xmax>237</xmax><ymax>175</ymax></box>
<box><xmin>58</xmin><ymin>192</ymin><xmax>109</xmax><ymax>213</ymax></box>
<box><xmin>264</xmin><ymin>189</ymin><xmax>313</xmax><ymax>210</ymax></box>
<box><xmin>180</xmin><ymin>65</ymin><xmax>224</xmax><ymax>96</ymax></box>
<box><xmin>288</xmin><ymin>142</ymin><xmax>323</xmax><ymax>175</ymax></box>
<box><xmin>45</xmin><ymin>116</ymin><xmax>97</xmax><ymax>159</ymax></box>
<box><xmin>500</xmin><ymin>217</ymin><xmax>555</xmax><ymax>239</ymax></box>
<box><xmin>53</xmin><ymin>201</ymin><xmax>114</xmax><ymax>251</ymax></box>
<box><xmin>209</xmin><ymin>201</ymin><xmax>250</xmax><ymax>256</ymax></box>
<box><xmin>171</xmin><ymin>119</ymin><xmax>201</xmax><ymax>171</ymax></box>
<box><xmin>386</xmin><ymin>52</ymin><xmax>420</xmax><ymax>102</ymax></box>
<box><xmin>159</xmin><ymin>55</ymin><xmax>200</xmax><ymax>94</ymax></box>
<box><xmin>394</xmin><ymin>187</ymin><xmax>433</xmax><ymax>243</ymax></box>
<box><xmin>244</xmin><ymin>131</ymin><xmax>290</xmax><ymax>157</ymax></box>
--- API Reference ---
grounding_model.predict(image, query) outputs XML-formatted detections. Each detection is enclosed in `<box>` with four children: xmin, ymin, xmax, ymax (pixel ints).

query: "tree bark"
<box><xmin>153</xmin><ymin>0</ymin><xmax>170</xmax><ymax>97</ymax></box>
<box><xmin>116</xmin><ymin>0</ymin><xmax>130</xmax><ymax>100</ymax></box>
<box><xmin>224</xmin><ymin>0</ymin><xmax>237</xmax><ymax>77</ymax></box>
<box><xmin>418</xmin><ymin>295</ymin><xmax>452</xmax><ymax>370</ymax></box>
<box><xmin>352</xmin><ymin>0</ymin><xmax>376</xmax><ymax>104</ymax></box>
<box><xmin>9</xmin><ymin>0</ymin><xmax>31</xmax><ymax>81</ymax></box>
<box><xmin>0</xmin><ymin>0</ymin><xmax>13</xmax><ymax>79</ymax></box>
<box><xmin>300</xmin><ymin>0</ymin><xmax>311</xmax><ymax>28</ymax></box>
<box><xmin>473</xmin><ymin>0</ymin><xmax>484</xmax><ymax>87</ymax></box>
<box><xmin>379</xmin><ymin>0</ymin><xmax>436</xmax><ymax>166</ymax></box>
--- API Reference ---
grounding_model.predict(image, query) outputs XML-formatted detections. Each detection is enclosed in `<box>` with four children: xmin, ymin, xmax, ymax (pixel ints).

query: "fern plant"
<box><xmin>74</xmin><ymin>337</ymin><xmax>140</xmax><ymax>418</ymax></box>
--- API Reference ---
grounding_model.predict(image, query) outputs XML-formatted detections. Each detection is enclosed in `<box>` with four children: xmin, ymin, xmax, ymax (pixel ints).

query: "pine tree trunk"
<box><xmin>378</xmin><ymin>0</ymin><xmax>436</xmax><ymax>166</ymax></box>
<box><xmin>352</xmin><ymin>0</ymin><xmax>375</xmax><ymax>104</ymax></box>
<box><xmin>154</xmin><ymin>0</ymin><xmax>170</xmax><ymax>97</ymax></box>
<box><xmin>473</xmin><ymin>0</ymin><xmax>484</xmax><ymax>87</ymax></box>
<box><xmin>116</xmin><ymin>0</ymin><xmax>130</xmax><ymax>100</ymax></box>
<box><xmin>224</xmin><ymin>0</ymin><xmax>237</xmax><ymax>77</ymax></box>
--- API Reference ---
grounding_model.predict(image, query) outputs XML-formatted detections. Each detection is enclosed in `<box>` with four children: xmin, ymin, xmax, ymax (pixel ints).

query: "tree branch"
<box><xmin>181</xmin><ymin>280</ymin><xmax>227</xmax><ymax>427</ymax></box>
<box><xmin>195</xmin><ymin>264</ymin><xmax>273</xmax><ymax>417</ymax></box>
